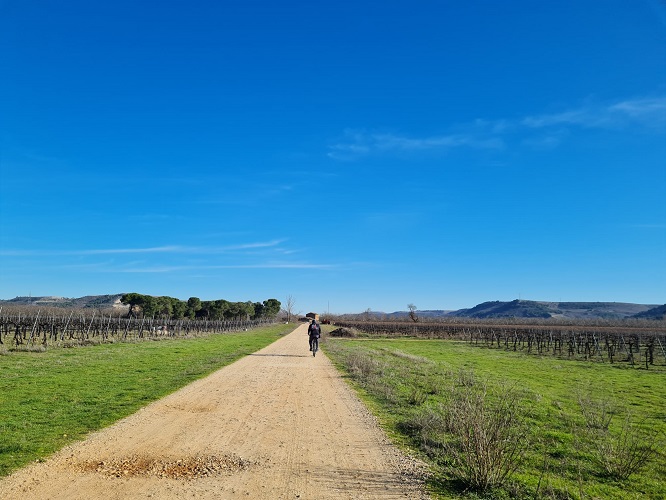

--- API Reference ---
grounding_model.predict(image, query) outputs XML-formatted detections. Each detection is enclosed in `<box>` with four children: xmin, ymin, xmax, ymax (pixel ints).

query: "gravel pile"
<box><xmin>72</xmin><ymin>454</ymin><xmax>255</xmax><ymax>480</ymax></box>
<box><xmin>328</xmin><ymin>327</ymin><xmax>356</xmax><ymax>337</ymax></box>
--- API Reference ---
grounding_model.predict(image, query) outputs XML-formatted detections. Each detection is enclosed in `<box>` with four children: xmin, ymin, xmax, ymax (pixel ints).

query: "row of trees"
<box><xmin>120</xmin><ymin>293</ymin><xmax>281</xmax><ymax>321</ymax></box>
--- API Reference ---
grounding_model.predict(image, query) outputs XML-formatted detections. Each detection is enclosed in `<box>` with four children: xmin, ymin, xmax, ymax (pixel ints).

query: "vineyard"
<box><xmin>0</xmin><ymin>307</ymin><xmax>273</xmax><ymax>349</ymax></box>
<box><xmin>332</xmin><ymin>320</ymin><xmax>666</xmax><ymax>367</ymax></box>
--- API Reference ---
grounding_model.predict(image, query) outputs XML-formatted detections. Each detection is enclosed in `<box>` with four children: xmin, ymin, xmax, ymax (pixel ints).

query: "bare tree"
<box><xmin>408</xmin><ymin>303</ymin><xmax>418</xmax><ymax>322</ymax></box>
<box><xmin>283</xmin><ymin>295</ymin><xmax>296</xmax><ymax>323</ymax></box>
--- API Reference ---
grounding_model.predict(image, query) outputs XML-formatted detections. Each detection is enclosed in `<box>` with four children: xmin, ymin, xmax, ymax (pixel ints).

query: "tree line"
<box><xmin>120</xmin><ymin>293</ymin><xmax>281</xmax><ymax>321</ymax></box>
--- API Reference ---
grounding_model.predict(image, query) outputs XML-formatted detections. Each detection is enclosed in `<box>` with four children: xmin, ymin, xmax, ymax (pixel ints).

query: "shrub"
<box><xmin>399</xmin><ymin>405</ymin><xmax>447</xmax><ymax>454</ymax></box>
<box><xmin>346</xmin><ymin>352</ymin><xmax>382</xmax><ymax>381</ymax></box>
<box><xmin>577</xmin><ymin>390</ymin><xmax>663</xmax><ymax>480</ymax></box>
<box><xmin>590</xmin><ymin>414</ymin><xmax>663</xmax><ymax>480</ymax></box>
<box><xmin>407</xmin><ymin>387</ymin><xmax>428</xmax><ymax>406</ymax></box>
<box><xmin>577</xmin><ymin>390</ymin><xmax>616</xmax><ymax>430</ymax></box>
<box><xmin>440</xmin><ymin>374</ymin><xmax>529</xmax><ymax>492</ymax></box>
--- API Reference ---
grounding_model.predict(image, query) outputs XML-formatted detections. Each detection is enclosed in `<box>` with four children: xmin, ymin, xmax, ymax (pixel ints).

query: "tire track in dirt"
<box><xmin>0</xmin><ymin>324</ymin><xmax>428</xmax><ymax>499</ymax></box>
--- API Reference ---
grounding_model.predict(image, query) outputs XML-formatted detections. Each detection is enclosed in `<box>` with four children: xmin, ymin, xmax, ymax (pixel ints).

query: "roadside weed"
<box><xmin>325</xmin><ymin>337</ymin><xmax>666</xmax><ymax>499</ymax></box>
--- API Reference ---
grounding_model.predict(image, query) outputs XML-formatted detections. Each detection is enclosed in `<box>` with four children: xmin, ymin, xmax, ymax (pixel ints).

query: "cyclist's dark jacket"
<box><xmin>308</xmin><ymin>322</ymin><xmax>320</xmax><ymax>338</ymax></box>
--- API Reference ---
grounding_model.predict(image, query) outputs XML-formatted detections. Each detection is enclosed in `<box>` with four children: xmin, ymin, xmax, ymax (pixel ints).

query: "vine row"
<box><xmin>333</xmin><ymin>320</ymin><xmax>666</xmax><ymax>367</ymax></box>
<box><xmin>0</xmin><ymin>308</ymin><xmax>272</xmax><ymax>349</ymax></box>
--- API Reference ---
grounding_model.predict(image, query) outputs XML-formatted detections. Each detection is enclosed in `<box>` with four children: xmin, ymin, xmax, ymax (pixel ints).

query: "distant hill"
<box><xmin>448</xmin><ymin>300</ymin><xmax>553</xmax><ymax>318</ymax></box>
<box><xmin>0</xmin><ymin>294</ymin><xmax>127</xmax><ymax>309</ymax></box>
<box><xmin>2</xmin><ymin>295</ymin><xmax>662</xmax><ymax>320</ymax></box>
<box><xmin>632</xmin><ymin>304</ymin><xmax>666</xmax><ymax>320</ymax></box>
<box><xmin>381</xmin><ymin>309</ymin><xmax>455</xmax><ymax>320</ymax></box>
<box><xmin>446</xmin><ymin>300</ymin><xmax>660</xmax><ymax>320</ymax></box>
<box><xmin>358</xmin><ymin>300</ymin><xmax>662</xmax><ymax>321</ymax></box>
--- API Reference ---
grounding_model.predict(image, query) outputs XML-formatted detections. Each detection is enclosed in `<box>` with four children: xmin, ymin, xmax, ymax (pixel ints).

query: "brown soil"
<box><xmin>0</xmin><ymin>324</ymin><xmax>429</xmax><ymax>499</ymax></box>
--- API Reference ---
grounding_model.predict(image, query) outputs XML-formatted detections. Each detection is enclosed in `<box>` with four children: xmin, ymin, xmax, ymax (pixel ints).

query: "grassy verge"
<box><xmin>323</xmin><ymin>335</ymin><xmax>666</xmax><ymax>499</ymax></box>
<box><xmin>0</xmin><ymin>323</ymin><xmax>294</xmax><ymax>476</ymax></box>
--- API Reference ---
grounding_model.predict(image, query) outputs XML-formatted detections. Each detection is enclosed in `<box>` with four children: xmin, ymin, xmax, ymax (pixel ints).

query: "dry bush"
<box><xmin>594</xmin><ymin>418</ymin><xmax>661</xmax><ymax>480</ymax></box>
<box><xmin>577</xmin><ymin>390</ymin><xmax>616</xmax><ymax>430</ymax></box>
<box><xmin>9</xmin><ymin>344</ymin><xmax>47</xmax><ymax>353</ymax></box>
<box><xmin>346</xmin><ymin>352</ymin><xmax>382</xmax><ymax>381</ymax></box>
<box><xmin>588</xmin><ymin>415</ymin><xmax>662</xmax><ymax>480</ymax></box>
<box><xmin>400</xmin><ymin>405</ymin><xmax>447</xmax><ymax>453</ymax></box>
<box><xmin>577</xmin><ymin>390</ymin><xmax>663</xmax><ymax>480</ymax></box>
<box><xmin>440</xmin><ymin>373</ymin><xmax>529</xmax><ymax>492</ymax></box>
<box><xmin>447</xmin><ymin>368</ymin><xmax>476</xmax><ymax>388</ymax></box>
<box><xmin>407</xmin><ymin>387</ymin><xmax>428</xmax><ymax>406</ymax></box>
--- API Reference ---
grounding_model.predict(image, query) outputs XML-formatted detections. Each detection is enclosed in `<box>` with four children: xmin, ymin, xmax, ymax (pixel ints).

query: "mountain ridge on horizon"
<box><xmin>363</xmin><ymin>299</ymin><xmax>664</xmax><ymax>320</ymax></box>
<box><xmin>1</xmin><ymin>295</ymin><xmax>664</xmax><ymax>320</ymax></box>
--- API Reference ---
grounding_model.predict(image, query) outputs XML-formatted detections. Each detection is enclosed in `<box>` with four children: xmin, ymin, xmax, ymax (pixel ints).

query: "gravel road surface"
<box><xmin>0</xmin><ymin>323</ymin><xmax>428</xmax><ymax>499</ymax></box>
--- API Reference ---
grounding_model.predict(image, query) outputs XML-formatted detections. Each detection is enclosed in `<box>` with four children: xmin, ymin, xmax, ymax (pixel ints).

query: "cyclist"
<box><xmin>308</xmin><ymin>319</ymin><xmax>321</xmax><ymax>352</ymax></box>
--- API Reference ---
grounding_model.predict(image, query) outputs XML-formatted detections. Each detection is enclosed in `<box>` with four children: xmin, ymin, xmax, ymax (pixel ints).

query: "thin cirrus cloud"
<box><xmin>328</xmin><ymin>130</ymin><xmax>504</xmax><ymax>160</ymax></box>
<box><xmin>329</xmin><ymin>96</ymin><xmax>666</xmax><ymax>160</ymax></box>
<box><xmin>7</xmin><ymin>239</ymin><xmax>336</xmax><ymax>273</ymax></box>
<box><xmin>0</xmin><ymin>240</ymin><xmax>287</xmax><ymax>257</ymax></box>
<box><xmin>114</xmin><ymin>262</ymin><xmax>336</xmax><ymax>273</ymax></box>
<box><xmin>522</xmin><ymin>97</ymin><xmax>666</xmax><ymax>129</ymax></box>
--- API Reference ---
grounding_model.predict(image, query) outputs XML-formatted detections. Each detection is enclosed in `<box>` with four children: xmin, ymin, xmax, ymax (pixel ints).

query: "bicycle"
<box><xmin>311</xmin><ymin>336</ymin><xmax>319</xmax><ymax>357</ymax></box>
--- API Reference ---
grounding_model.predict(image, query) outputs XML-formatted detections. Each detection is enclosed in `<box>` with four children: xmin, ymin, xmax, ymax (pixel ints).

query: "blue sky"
<box><xmin>1</xmin><ymin>0</ymin><xmax>665</xmax><ymax>315</ymax></box>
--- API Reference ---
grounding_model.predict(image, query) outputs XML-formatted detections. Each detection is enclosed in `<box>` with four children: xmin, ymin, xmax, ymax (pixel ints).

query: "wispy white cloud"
<box><xmin>7</xmin><ymin>239</ymin><xmax>332</xmax><ymax>274</ymax></box>
<box><xmin>609</xmin><ymin>97</ymin><xmax>666</xmax><ymax>125</ymax></box>
<box><xmin>374</xmin><ymin>133</ymin><xmax>504</xmax><ymax>151</ymax></box>
<box><xmin>78</xmin><ymin>246</ymin><xmax>184</xmax><ymax>255</ymax></box>
<box><xmin>210</xmin><ymin>263</ymin><xmax>336</xmax><ymax>269</ymax></box>
<box><xmin>520</xmin><ymin>129</ymin><xmax>571</xmax><ymax>150</ymax></box>
<box><xmin>330</xmin><ymin>96</ymin><xmax>666</xmax><ymax>160</ymax></box>
<box><xmin>112</xmin><ymin>262</ymin><xmax>336</xmax><ymax>273</ymax></box>
<box><xmin>220</xmin><ymin>240</ymin><xmax>286</xmax><ymax>251</ymax></box>
<box><xmin>0</xmin><ymin>246</ymin><xmax>180</xmax><ymax>256</ymax></box>
<box><xmin>522</xmin><ymin>108</ymin><xmax>605</xmax><ymax>128</ymax></box>
<box><xmin>115</xmin><ymin>266</ymin><xmax>189</xmax><ymax>273</ymax></box>
<box><xmin>0</xmin><ymin>240</ymin><xmax>286</xmax><ymax>257</ymax></box>
<box><xmin>328</xmin><ymin>130</ymin><xmax>504</xmax><ymax>160</ymax></box>
<box><xmin>523</xmin><ymin>97</ymin><xmax>666</xmax><ymax>129</ymax></box>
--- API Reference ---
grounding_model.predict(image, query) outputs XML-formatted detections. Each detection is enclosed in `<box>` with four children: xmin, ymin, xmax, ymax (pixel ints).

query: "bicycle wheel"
<box><xmin>312</xmin><ymin>338</ymin><xmax>318</xmax><ymax>357</ymax></box>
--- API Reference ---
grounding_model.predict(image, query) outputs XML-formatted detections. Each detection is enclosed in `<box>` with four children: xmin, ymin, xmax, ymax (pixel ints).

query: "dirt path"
<box><xmin>0</xmin><ymin>324</ymin><xmax>428</xmax><ymax>499</ymax></box>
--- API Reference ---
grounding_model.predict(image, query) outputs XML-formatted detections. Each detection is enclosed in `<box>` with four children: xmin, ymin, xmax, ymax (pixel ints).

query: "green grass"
<box><xmin>0</xmin><ymin>323</ymin><xmax>293</xmax><ymax>476</ymax></box>
<box><xmin>323</xmin><ymin>336</ymin><xmax>666</xmax><ymax>499</ymax></box>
